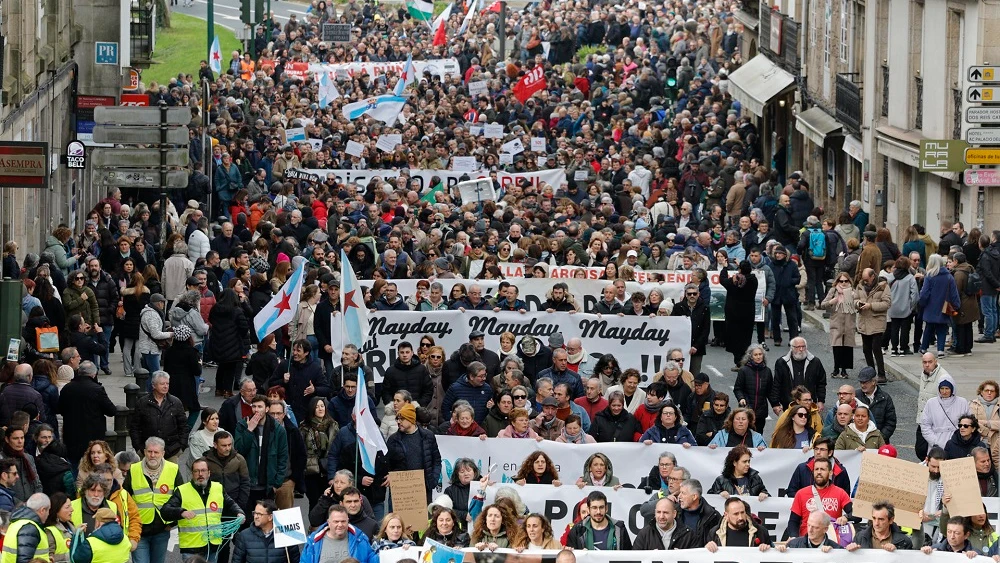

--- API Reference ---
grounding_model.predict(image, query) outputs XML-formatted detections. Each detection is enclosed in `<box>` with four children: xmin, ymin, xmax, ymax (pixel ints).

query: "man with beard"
<box><xmin>331</xmin><ymin>344</ymin><xmax>375</xmax><ymax>397</ymax></box>
<box><xmin>705</xmin><ymin>497</ymin><xmax>773</xmax><ymax>551</ymax></box>
<box><xmin>160</xmin><ymin>459</ymin><xmax>245</xmax><ymax>562</ymax></box>
<box><xmin>124</xmin><ymin>437</ymin><xmax>183</xmax><ymax>563</ymax></box>
<box><xmin>772</xmin><ymin>337</ymin><xmax>827</xmax><ymax>413</ymax></box>
<box><xmin>73</xmin><ymin>474</ymin><xmax>123</xmax><ymax>541</ymax></box>
<box><xmin>381</xmin><ymin>341</ymin><xmax>433</xmax><ymax>407</ymax></box>
<box><xmin>677</xmin><ymin>479</ymin><xmax>722</xmax><ymax>547</ymax></box>
<box><xmin>565</xmin><ymin>491</ymin><xmax>632</xmax><ymax>550</ymax></box>
<box><xmin>543</xmin><ymin>283</ymin><xmax>577</xmax><ymax>312</ymax></box>
<box><xmin>633</xmin><ymin>497</ymin><xmax>698</xmax><ymax>550</ymax></box>
<box><xmin>780</xmin><ymin>511</ymin><xmax>842</xmax><ymax>551</ymax></box>
<box><xmin>785</xmin><ymin>458</ymin><xmax>852</xmax><ymax>539</ymax></box>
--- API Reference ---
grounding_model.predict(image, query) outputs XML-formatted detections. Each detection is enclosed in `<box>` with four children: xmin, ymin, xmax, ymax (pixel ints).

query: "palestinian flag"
<box><xmin>407</xmin><ymin>0</ymin><xmax>434</xmax><ymax>20</ymax></box>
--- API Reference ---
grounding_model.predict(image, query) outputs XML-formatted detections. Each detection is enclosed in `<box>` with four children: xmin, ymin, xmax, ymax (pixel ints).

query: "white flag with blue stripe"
<box><xmin>252</xmin><ymin>261</ymin><xmax>305</xmax><ymax>342</ymax></box>
<box><xmin>354</xmin><ymin>367</ymin><xmax>387</xmax><ymax>474</ymax></box>
<box><xmin>318</xmin><ymin>72</ymin><xmax>341</xmax><ymax>108</ymax></box>
<box><xmin>341</xmin><ymin>95</ymin><xmax>407</xmax><ymax>125</ymax></box>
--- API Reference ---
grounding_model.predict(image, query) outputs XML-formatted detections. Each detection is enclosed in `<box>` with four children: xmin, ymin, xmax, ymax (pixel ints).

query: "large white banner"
<box><xmin>299</xmin><ymin>168</ymin><xmax>566</xmax><ymax>195</ymax></box>
<box><xmin>332</xmin><ymin>311</ymin><xmax>691</xmax><ymax>383</ymax></box>
<box><xmin>284</xmin><ymin>59</ymin><xmax>462</xmax><ymax>81</ymax></box>
<box><xmin>381</xmin><ymin>547</ymin><xmax>993</xmax><ymax>563</ymax></box>
<box><xmin>358</xmin><ymin>271</ymin><xmax>764</xmax><ymax>321</ymax></box>
<box><xmin>482</xmin><ymin>484</ymin><xmax>794</xmax><ymax>543</ymax></box>
<box><xmin>436</xmin><ymin>437</ymin><xmax>863</xmax><ymax>500</ymax></box>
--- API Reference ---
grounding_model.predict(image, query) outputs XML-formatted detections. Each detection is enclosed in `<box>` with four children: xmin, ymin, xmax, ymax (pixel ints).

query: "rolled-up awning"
<box><xmin>728</xmin><ymin>54</ymin><xmax>796</xmax><ymax>117</ymax></box>
<box><xmin>795</xmin><ymin>106</ymin><xmax>844</xmax><ymax>146</ymax></box>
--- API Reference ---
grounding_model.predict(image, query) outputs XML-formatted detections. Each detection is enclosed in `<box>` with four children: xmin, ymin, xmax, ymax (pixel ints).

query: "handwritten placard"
<box><xmin>852</xmin><ymin>452</ymin><xmax>927</xmax><ymax>529</ymax></box>
<box><xmin>389</xmin><ymin>470</ymin><xmax>428</xmax><ymax>532</ymax></box>
<box><xmin>941</xmin><ymin>456</ymin><xmax>984</xmax><ymax>516</ymax></box>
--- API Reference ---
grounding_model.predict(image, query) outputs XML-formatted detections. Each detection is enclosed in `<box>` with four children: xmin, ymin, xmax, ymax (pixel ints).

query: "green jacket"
<box><xmin>62</xmin><ymin>285</ymin><xmax>100</xmax><ymax>327</ymax></box>
<box><xmin>235</xmin><ymin>416</ymin><xmax>288</xmax><ymax>490</ymax></box>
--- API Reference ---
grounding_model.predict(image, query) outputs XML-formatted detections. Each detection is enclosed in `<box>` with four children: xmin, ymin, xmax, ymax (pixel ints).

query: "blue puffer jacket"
<box><xmin>328</xmin><ymin>388</ymin><xmax>377</xmax><ymax>429</ymax></box>
<box><xmin>233</xmin><ymin>523</ymin><xmax>301</xmax><ymax>563</ymax></box>
<box><xmin>441</xmin><ymin>376</ymin><xmax>493</xmax><ymax>422</ymax></box>
<box><xmin>301</xmin><ymin>523</ymin><xmax>378</xmax><ymax>563</ymax></box>
<box><xmin>919</xmin><ymin>270</ymin><xmax>961</xmax><ymax>324</ymax></box>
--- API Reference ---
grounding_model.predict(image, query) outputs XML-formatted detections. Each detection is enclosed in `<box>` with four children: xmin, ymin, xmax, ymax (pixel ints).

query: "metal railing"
<box><xmin>836</xmin><ymin>73</ymin><xmax>862</xmax><ymax>135</ymax></box>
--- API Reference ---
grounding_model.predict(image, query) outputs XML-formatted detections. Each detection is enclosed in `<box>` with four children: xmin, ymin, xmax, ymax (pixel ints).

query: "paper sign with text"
<box><xmin>389</xmin><ymin>470</ymin><xmax>428</xmax><ymax>532</ymax></box>
<box><xmin>345</xmin><ymin>140</ymin><xmax>365</xmax><ymax>157</ymax></box>
<box><xmin>273</xmin><ymin>507</ymin><xmax>307</xmax><ymax>547</ymax></box>
<box><xmin>484</xmin><ymin>123</ymin><xmax>504</xmax><ymax>139</ymax></box>
<box><xmin>852</xmin><ymin>452</ymin><xmax>927</xmax><ymax>529</ymax></box>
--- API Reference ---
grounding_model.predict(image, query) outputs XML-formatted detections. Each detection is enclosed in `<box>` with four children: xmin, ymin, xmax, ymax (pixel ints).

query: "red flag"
<box><xmin>512</xmin><ymin>66</ymin><xmax>546</xmax><ymax>103</ymax></box>
<box><xmin>433</xmin><ymin>18</ymin><xmax>448</xmax><ymax>45</ymax></box>
<box><xmin>482</xmin><ymin>0</ymin><xmax>501</xmax><ymax>12</ymax></box>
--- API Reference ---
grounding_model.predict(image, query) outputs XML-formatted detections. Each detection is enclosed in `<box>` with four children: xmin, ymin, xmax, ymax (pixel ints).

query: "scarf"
<box><xmin>449</xmin><ymin>422</ymin><xmax>483</xmax><ymax>437</ymax></box>
<box><xmin>980</xmin><ymin>395</ymin><xmax>999</xmax><ymax>420</ymax></box>
<box><xmin>508</xmin><ymin>426</ymin><xmax>531</xmax><ymax>439</ymax></box>
<box><xmin>142</xmin><ymin>457</ymin><xmax>164</xmax><ymax>483</ymax></box>
<box><xmin>561</xmin><ymin>426</ymin><xmax>586</xmax><ymax>444</ymax></box>
<box><xmin>2</xmin><ymin>443</ymin><xmax>35</xmax><ymax>481</ymax></box>
<box><xmin>589</xmin><ymin>472</ymin><xmax>607</xmax><ymax>486</ymax></box>
<box><xmin>567</xmin><ymin>347</ymin><xmax>586</xmax><ymax>364</ymax></box>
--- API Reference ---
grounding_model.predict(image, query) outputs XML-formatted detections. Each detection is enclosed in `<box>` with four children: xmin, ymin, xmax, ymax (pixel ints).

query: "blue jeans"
<box><xmin>141</xmin><ymin>353</ymin><xmax>161</xmax><ymax>390</ymax></box>
<box><xmin>921</xmin><ymin>322</ymin><xmax>950</xmax><ymax>353</ymax></box>
<box><xmin>982</xmin><ymin>294</ymin><xmax>999</xmax><ymax>339</ymax></box>
<box><xmin>134</xmin><ymin>531</ymin><xmax>170</xmax><ymax>563</ymax></box>
<box><xmin>97</xmin><ymin>323</ymin><xmax>113</xmax><ymax>369</ymax></box>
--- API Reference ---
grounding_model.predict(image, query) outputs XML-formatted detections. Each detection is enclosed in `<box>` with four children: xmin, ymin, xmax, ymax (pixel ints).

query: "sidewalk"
<box><xmin>799</xmin><ymin>309</ymin><xmax>1000</xmax><ymax>399</ymax></box>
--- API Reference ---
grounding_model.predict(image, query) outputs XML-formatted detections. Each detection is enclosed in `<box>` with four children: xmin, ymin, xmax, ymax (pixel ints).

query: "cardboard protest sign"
<box><xmin>941</xmin><ymin>456</ymin><xmax>984</xmax><ymax>516</ymax></box>
<box><xmin>389</xmin><ymin>470</ymin><xmax>428</xmax><ymax>532</ymax></box>
<box><xmin>852</xmin><ymin>452</ymin><xmax>927</xmax><ymax>529</ymax></box>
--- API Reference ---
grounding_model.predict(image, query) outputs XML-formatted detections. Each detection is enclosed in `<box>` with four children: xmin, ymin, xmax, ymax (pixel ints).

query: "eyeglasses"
<box><xmin>512</xmin><ymin>395</ymin><xmax>527</xmax><ymax>400</ymax></box>
<box><xmin>419</xmin><ymin>343</ymin><xmax>431</xmax><ymax>348</ymax></box>
<box><xmin>670</xmin><ymin>357</ymin><xmax>684</xmax><ymax>362</ymax></box>
<box><xmin>838</xmin><ymin>280</ymin><xmax>851</xmax><ymax>284</ymax></box>
<box><xmin>958</xmin><ymin>424</ymin><xmax>975</xmax><ymax>429</ymax></box>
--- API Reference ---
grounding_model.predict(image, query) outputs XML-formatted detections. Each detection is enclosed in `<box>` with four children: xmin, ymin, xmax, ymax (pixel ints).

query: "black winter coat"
<box><xmin>734</xmin><ymin>363</ymin><xmax>776</xmax><ymax>414</ymax></box>
<box><xmin>35</xmin><ymin>441</ymin><xmax>73</xmax><ymax>496</ymax></box>
<box><xmin>720</xmin><ymin>269</ymin><xmax>759</xmax><ymax>358</ymax></box>
<box><xmin>162</xmin><ymin>340</ymin><xmax>202</xmax><ymax>412</ymax></box>
<box><xmin>269</xmin><ymin>356</ymin><xmax>329</xmax><ymax>423</ymax></box>
<box><xmin>632</xmin><ymin>520</ymin><xmax>699</xmax><ymax>550</ymax></box>
<box><xmin>118</xmin><ymin>286</ymin><xmax>150</xmax><ymax>340</ymax></box>
<box><xmin>590</xmin><ymin>406</ymin><xmax>642</xmax><ymax>443</ymax></box>
<box><xmin>129</xmin><ymin>393</ymin><xmax>189</xmax><ymax>457</ymax></box>
<box><xmin>87</xmin><ymin>272</ymin><xmax>120</xmax><ymax>326</ymax></box>
<box><xmin>246</xmin><ymin>349</ymin><xmax>279</xmax><ymax>391</ymax></box>
<box><xmin>57</xmin><ymin>375</ymin><xmax>117</xmax><ymax>459</ymax></box>
<box><xmin>326</xmin><ymin>423</ymin><xmax>388</xmax><ymax>504</ymax></box>
<box><xmin>768</xmin><ymin>257</ymin><xmax>801</xmax><ymax>306</ymax></box>
<box><xmin>386</xmin><ymin>427</ymin><xmax>441</xmax><ymax>500</ymax></box>
<box><xmin>233</xmin><ymin>523</ymin><xmax>301</xmax><ymax>563</ymax></box>
<box><xmin>672</xmin><ymin>300</ymin><xmax>710</xmax><ymax>355</ymax></box>
<box><xmin>382</xmin><ymin>358</ymin><xmax>433</xmax><ymax>406</ymax></box>
<box><xmin>771</xmin><ymin>353</ymin><xmax>828</xmax><ymax>407</ymax></box>
<box><xmin>695</xmin><ymin>407</ymin><xmax>730</xmax><ymax>446</ymax></box>
<box><xmin>855</xmin><ymin>386</ymin><xmax>897</xmax><ymax>443</ymax></box>
<box><xmin>708</xmin><ymin>468</ymin><xmax>769</xmax><ymax>496</ymax></box>
<box><xmin>208</xmin><ymin>301</ymin><xmax>250</xmax><ymax>363</ymax></box>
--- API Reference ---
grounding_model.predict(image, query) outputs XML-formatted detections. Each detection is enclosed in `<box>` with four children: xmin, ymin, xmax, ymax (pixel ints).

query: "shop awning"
<box><xmin>795</xmin><ymin>107</ymin><xmax>844</xmax><ymax>146</ymax></box>
<box><xmin>728</xmin><ymin>54</ymin><xmax>796</xmax><ymax>117</ymax></box>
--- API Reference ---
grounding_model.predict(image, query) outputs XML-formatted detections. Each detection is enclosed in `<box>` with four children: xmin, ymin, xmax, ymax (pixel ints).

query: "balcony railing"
<box><xmin>836</xmin><ymin>73</ymin><xmax>862</xmax><ymax>135</ymax></box>
<box><xmin>740</xmin><ymin>0</ymin><xmax>761</xmax><ymax>20</ymax></box>
<box><xmin>881</xmin><ymin>64</ymin><xmax>889</xmax><ymax>117</ymax></box>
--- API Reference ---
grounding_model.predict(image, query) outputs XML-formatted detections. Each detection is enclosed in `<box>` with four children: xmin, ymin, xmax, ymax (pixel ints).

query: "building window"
<box><xmin>824</xmin><ymin>0</ymin><xmax>832</xmax><ymax>67</ymax></box>
<box><xmin>810</xmin><ymin>0</ymin><xmax>818</xmax><ymax>46</ymax></box>
<box><xmin>840</xmin><ymin>0</ymin><xmax>850</xmax><ymax>64</ymax></box>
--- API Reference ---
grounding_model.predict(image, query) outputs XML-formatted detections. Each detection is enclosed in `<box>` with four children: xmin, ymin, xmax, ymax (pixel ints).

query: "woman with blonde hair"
<box><xmin>515</xmin><ymin>513</ymin><xmax>562</xmax><ymax>551</ymax></box>
<box><xmin>77</xmin><ymin>440</ymin><xmax>121</xmax><ymax>490</ymax></box>
<box><xmin>423</xmin><ymin>345</ymin><xmax>446</xmax><ymax>426</ymax></box>
<box><xmin>822</xmin><ymin>271</ymin><xmax>859</xmax><ymax>378</ymax></box>
<box><xmin>371</xmin><ymin>512</ymin><xmax>417</xmax><ymax>551</ymax></box>
<box><xmin>969</xmin><ymin>380</ymin><xmax>1000</xmax><ymax>466</ymax></box>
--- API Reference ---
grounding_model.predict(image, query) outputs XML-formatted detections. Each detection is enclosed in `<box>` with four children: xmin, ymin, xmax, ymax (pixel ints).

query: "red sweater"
<box><xmin>574</xmin><ymin>396</ymin><xmax>608</xmax><ymax>422</ymax></box>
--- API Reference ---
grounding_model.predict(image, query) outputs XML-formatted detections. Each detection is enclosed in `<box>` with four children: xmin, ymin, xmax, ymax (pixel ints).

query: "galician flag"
<box><xmin>340</xmin><ymin>249</ymin><xmax>369</xmax><ymax>349</ymax></box>
<box><xmin>209</xmin><ymin>36</ymin><xmax>222</xmax><ymax>74</ymax></box>
<box><xmin>406</xmin><ymin>0</ymin><xmax>435</xmax><ymax>20</ymax></box>
<box><xmin>253</xmin><ymin>260</ymin><xmax>305</xmax><ymax>341</ymax></box>
<box><xmin>459</xmin><ymin>0</ymin><xmax>477</xmax><ymax>35</ymax></box>
<box><xmin>342</xmin><ymin>95</ymin><xmax>407</xmax><ymax>126</ymax></box>
<box><xmin>318</xmin><ymin>72</ymin><xmax>341</xmax><ymax>109</ymax></box>
<box><xmin>354</xmin><ymin>366</ymin><xmax>387</xmax><ymax>474</ymax></box>
<box><xmin>394</xmin><ymin>55</ymin><xmax>415</xmax><ymax>96</ymax></box>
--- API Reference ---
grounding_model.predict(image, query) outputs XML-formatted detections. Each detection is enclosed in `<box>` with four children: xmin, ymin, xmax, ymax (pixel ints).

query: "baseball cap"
<box><xmin>877</xmin><ymin>444</ymin><xmax>897</xmax><ymax>458</ymax></box>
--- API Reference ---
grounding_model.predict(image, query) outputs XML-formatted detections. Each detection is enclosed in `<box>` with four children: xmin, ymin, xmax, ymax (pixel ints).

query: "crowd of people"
<box><xmin>1</xmin><ymin>0</ymin><xmax>1000</xmax><ymax>560</ymax></box>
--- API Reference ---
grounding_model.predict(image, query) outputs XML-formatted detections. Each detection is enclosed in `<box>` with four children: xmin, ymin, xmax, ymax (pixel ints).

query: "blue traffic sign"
<box><xmin>95</xmin><ymin>42</ymin><xmax>118</xmax><ymax>65</ymax></box>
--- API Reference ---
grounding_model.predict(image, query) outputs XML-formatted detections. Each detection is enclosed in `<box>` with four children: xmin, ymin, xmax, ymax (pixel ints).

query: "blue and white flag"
<box><xmin>253</xmin><ymin>261</ymin><xmax>305</xmax><ymax>341</ymax></box>
<box><xmin>341</xmin><ymin>95</ymin><xmax>407</xmax><ymax>125</ymax></box>
<box><xmin>340</xmin><ymin>249</ymin><xmax>369</xmax><ymax>349</ymax></box>
<box><xmin>354</xmin><ymin>366</ymin><xmax>387</xmax><ymax>474</ymax></box>
<box><xmin>318</xmin><ymin>72</ymin><xmax>341</xmax><ymax>108</ymax></box>
<box><xmin>209</xmin><ymin>36</ymin><xmax>222</xmax><ymax>74</ymax></box>
<box><xmin>393</xmin><ymin>55</ymin><xmax>415</xmax><ymax>96</ymax></box>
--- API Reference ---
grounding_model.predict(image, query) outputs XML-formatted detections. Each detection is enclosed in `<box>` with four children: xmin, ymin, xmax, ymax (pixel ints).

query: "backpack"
<box><xmin>808</xmin><ymin>228</ymin><xmax>827</xmax><ymax>260</ymax></box>
<box><xmin>683</xmin><ymin>180</ymin><xmax>701</xmax><ymax>205</ymax></box>
<box><xmin>966</xmin><ymin>271</ymin><xmax>983</xmax><ymax>296</ymax></box>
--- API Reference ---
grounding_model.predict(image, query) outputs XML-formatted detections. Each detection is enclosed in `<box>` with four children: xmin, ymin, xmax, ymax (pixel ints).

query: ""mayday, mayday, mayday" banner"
<box><xmin>331</xmin><ymin>311</ymin><xmax>691</xmax><ymax>383</ymax></box>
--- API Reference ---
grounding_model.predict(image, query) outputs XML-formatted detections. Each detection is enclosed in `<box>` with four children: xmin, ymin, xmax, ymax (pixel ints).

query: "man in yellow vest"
<box><xmin>1</xmin><ymin>493</ymin><xmax>50</xmax><ymax>563</ymax></box>
<box><xmin>122</xmin><ymin>436</ymin><xmax>183</xmax><ymax>563</ymax></box>
<box><xmin>69</xmin><ymin>507</ymin><xmax>131</xmax><ymax>563</ymax></box>
<box><xmin>94</xmin><ymin>463</ymin><xmax>141</xmax><ymax>552</ymax></box>
<box><xmin>160</xmin><ymin>458</ymin><xmax>245</xmax><ymax>562</ymax></box>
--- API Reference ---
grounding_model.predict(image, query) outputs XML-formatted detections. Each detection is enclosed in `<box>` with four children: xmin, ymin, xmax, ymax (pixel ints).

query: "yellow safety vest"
<box><xmin>70</xmin><ymin>499</ymin><xmax>119</xmax><ymax>529</ymax></box>
<box><xmin>83</xmin><ymin>528</ymin><xmax>131</xmax><ymax>563</ymax></box>
<box><xmin>45</xmin><ymin>525</ymin><xmax>71</xmax><ymax>562</ymax></box>
<box><xmin>129</xmin><ymin>461</ymin><xmax>179</xmax><ymax>524</ymax></box>
<box><xmin>176</xmin><ymin>481</ymin><xmax>225</xmax><ymax>549</ymax></box>
<box><xmin>1</xmin><ymin>518</ymin><xmax>50</xmax><ymax>563</ymax></box>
